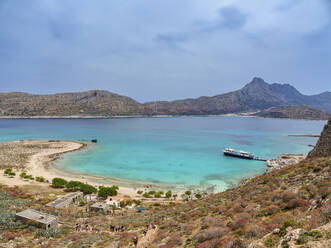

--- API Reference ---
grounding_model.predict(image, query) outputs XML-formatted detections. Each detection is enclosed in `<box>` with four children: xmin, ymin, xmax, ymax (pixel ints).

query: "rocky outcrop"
<box><xmin>253</xmin><ymin>105</ymin><xmax>330</xmax><ymax>120</ymax></box>
<box><xmin>308</xmin><ymin>118</ymin><xmax>331</xmax><ymax>157</ymax></box>
<box><xmin>143</xmin><ymin>77</ymin><xmax>331</xmax><ymax>115</ymax></box>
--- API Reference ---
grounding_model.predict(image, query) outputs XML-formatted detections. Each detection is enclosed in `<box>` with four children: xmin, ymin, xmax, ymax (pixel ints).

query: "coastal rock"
<box><xmin>266</xmin><ymin>154</ymin><xmax>306</xmax><ymax>171</ymax></box>
<box><xmin>308</xmin><ymin>118</ymin><xmax>331</xmax><ymax>157</ymax></box>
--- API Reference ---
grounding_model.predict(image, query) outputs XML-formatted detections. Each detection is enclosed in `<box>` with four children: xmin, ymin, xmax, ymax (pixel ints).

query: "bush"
<box><xmin>19</xmin><ymin>172</ymin><xmax>27</xmax><ymax>178</ymax></box>
<box><xmin>195</xmin><ymin>193</ymin><xmax>202</xmax><ymax>199</ymax></box>
<box><xmin>66</xmin><ymin>180</ymin><xmax>84</xmax><ymax>190</ymax></box>
<box><xmin>281</xmin><ymin>191</ymin><xmax>297</xmax><ymax>202</ymax></box>
<box><xmin>4</xmin><ymin>168</ymin><xmax>12</xmax><ymax>175</ymax></box>
<box><xmin>98</xmin><ymin>186</ymin><xmax>118</xmax><ymax>198</ymax></box>
<box><xmin>280</xmin><ymin>219</ymin><xmax>299</xmax><ymax>236</ymax></box>
<box><xmin>36</xmin><ymin>176</ymin><xmax>45</xmax><ymax>182</ymax></box>
<box><xmin>185</xmin><ymin>190</ymin><xmax>192</xmax><ymax>196</ymax></box>
<box><xmin>194</xmin><ymin>227</ymin><xmax>229</xmax><ymax>243</ymax></box>
<box><xmin>265</xmin><ymin>236</ymin><xmax>279</xmax><ymax>247</ymax></box>
<box><xmin>52</xmin><ymin>178</ymin><xmax>68</xmax><ymax>188</ymax></box>
<box><xmin>264</xmin><ymin>204</ymin><xmax>280</xmax><ymax>216</ymax></box>
<box><xmin>80</xmin><ymin>184</ymin><xmax>97</xmax><ymax>195</ymax></box>
<box><xmin>165</xmin><ymin>190</ymin><xmax>172</xmax><ymax>198</ymax></box>
<box><xmin>137</xmin><ymin>190</ymin><xmax>143</xmax><ymax>195</ymax></box>
<box><xmin>143</xmin><ymin>192</ymin><xmax>151</xmax><ymax>198</ymax></box>
<box><xmin>286</xmin><ymin>198</ymin><xmax>309</xmax><ymax>209</ymax></box>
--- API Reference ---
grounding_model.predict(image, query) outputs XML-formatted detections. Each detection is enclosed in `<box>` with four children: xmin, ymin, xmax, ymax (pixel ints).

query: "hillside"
<box><xmin>253</xmin><ymin>105</ymin><xmax>330</xmax><ymax>120</ymax></box>
<box><xmin>145</xmin><ymin>78</ymin><xmax>331</xmax><ymax>115</ymax></box>
<box><xmin>0</xmin><ymin>90</ymin><xmax>142</xmax><ymax>117</ymax></box>
<box><xmin>0</xmin><ymin>78</ymin><xmax>331</xmax><ymax>117</ymax></box>
<box><xmin>0</xmin><ymin>122</ymin><xmax>330</xmax><ymax>247</ymax></box>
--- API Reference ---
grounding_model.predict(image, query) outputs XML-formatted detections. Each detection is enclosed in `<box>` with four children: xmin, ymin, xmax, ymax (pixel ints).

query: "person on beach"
<box><xmin>121</xmin><ymin>225</ymin><xmax>125</xmax><ymax>232</ymax></box>
<box><xmin>75</xmin><ymin>223</ymin><xmax>79</xmax><ymax>232</ymax></box>
<box><xmin>143</xmin><ymin>229</ymin><xmax>147</xmax><ymax>236</ymax></box>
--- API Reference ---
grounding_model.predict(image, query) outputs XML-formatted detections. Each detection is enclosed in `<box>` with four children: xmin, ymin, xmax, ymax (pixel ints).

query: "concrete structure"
<box><xmin>90</xmin><ymin>202</ymin><xmax>110</xmax><ymax>212</ymax></box>
<box><xmin>16</xmin><ymin>209</ymin><xmax>58</xmax><ymax>229</ymax></box>
<box><xmin>85</xmin><ymin>194</ymin><xmax>98</xmax><ymax>202</ymax></box>
<box><xmin>46</xmin><ymin>192</ymin><xmax>83</xmax><ymax>208</ymax></box>
<box><xmin>105</xmin><ymin>196</ymin><xmax>130</xmax><ymax>208</ymax></box>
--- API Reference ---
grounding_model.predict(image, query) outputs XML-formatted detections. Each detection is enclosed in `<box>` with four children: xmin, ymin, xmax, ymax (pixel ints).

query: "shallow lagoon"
<box><xmin>0</xmin><ymin>117</ymin><xmax>325</xmax><ymax>191</ymax></box>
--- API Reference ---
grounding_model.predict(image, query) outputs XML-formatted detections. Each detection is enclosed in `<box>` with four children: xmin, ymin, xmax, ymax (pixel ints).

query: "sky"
<box><xmin>0</xmin><ymin>0</ymin><xmax>330</xmax><ymax>102</ymax></box>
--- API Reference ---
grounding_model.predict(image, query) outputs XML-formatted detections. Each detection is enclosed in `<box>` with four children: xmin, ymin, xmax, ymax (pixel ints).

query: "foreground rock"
<box><xmin>308</xmin><ymin>117</ymin><xmax>331</xmax><ymax>157</ymax></box>
<box><xmin>266</xmin><ymin>154</ymin><xmax>306</xmax><ymax>171</ymax></box>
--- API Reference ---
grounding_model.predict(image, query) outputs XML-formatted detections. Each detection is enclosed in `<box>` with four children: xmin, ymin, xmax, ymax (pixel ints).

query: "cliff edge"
<box><xmin>308</xmin><ymin>117</ymin><xmax>331</xmax><ymax>157</ymax></box>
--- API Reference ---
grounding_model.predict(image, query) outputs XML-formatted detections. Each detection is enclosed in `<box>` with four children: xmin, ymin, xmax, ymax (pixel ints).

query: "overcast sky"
<box><xmin>0</xmin><ymin>0</ymin><xmax>330</xmax><ymax>102</ymax></box>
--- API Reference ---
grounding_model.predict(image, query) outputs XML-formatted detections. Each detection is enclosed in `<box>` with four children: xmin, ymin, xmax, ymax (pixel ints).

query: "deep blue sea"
<box><xmin>0</xmin><ymin>117</ymin><xmax>325</xmax><ymax>191</ymax></box>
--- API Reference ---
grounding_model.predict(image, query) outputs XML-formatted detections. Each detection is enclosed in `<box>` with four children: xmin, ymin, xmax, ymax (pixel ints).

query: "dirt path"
<box><xmin>137</xmin><ymin>226</ymin><xmax>158</xmax><ymax>248</ymax></box>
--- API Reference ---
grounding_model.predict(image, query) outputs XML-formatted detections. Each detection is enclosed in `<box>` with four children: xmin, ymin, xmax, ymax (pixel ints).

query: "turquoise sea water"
<box><xmin>0</xmin><ymin>117</ymin><xmax>325</xmax><ymax>191</ymax></box>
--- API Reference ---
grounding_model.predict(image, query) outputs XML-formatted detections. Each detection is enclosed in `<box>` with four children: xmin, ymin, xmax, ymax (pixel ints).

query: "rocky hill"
<box><xmin>253</xmin><ymin>105</ymin><xmax>330</xmax><ymax>120</ymax></box>
<box><xmin>0</xmin><ymin>90</ymin><xmax>142</xmax><ymax>116</ymax></box>
<box><xmin>308</xmin><ymin>117</ymin><xmax>331</xmax><ymax>157</ymax></box>
<box><xmin>145</xmin><ymin>78</ymin><xmax>331</xmax><ymax>115</ymax></box>
<box><xmin>0</xmin><ymin>77</ymin><xmax>330</xmax><ymax>117</ymax></box>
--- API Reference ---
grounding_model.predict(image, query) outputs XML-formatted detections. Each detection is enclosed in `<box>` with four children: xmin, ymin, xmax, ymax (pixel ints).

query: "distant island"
<box><xmin>253</xmin><ymin>105</ymin><xmax>329</xmax><ymax>120</ymax></box>
<box><xmin>0</xmin><ymin>77</ymin><xmax>330</xmax><ymax>120</ymax></box>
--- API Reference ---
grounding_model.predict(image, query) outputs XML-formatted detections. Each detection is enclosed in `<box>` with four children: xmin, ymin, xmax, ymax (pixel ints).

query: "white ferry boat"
<box><xmin>223</xmin><ymin>147</ymin><xmax>254</xmax><ymax>159</ymax></box>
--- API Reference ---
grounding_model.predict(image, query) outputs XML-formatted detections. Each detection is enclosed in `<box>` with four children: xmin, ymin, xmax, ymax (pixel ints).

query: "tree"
<box><xmin>66</xmin><ymin>181</ymin><xmax>84</xmax><ymax>191</ymax></box>
<box><xmin>120</xmin><ymin>200</ymin><xmax>126</xmax><ymax>208</ymax></box>
<box><xmin>195</xmin><ymin>193</ymin><xmax>202</xmax><ymax>199</ymax></box>
<box><xmin>52</xmin><ymin>178</ymin><xmax>68</xmax><ymax>188</ymax></box>
<box><xmin>165</xmin><ymin>191</ymin><xmax>172</xmax><ymax>198</ymax></box>
<box><xmin>80</xmin><ymin>184</ymin><xmax>97</xmax><ymax>195</ymax></box>
<box><xmin>185</xmin><ymin>190</ymin><xmax>192</xmax><ymax>196</ymax></box>
<box><xmin>98</xmin><ymin>186</ymin><xmax>118</xmax><ymax>199</ymax></box>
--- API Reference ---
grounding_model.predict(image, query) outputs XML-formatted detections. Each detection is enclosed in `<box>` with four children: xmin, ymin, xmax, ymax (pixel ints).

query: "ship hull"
<box><xmin>223</xmin><ymin>151</ymin><xmax>254</xmax><ymax>159</ymax></box>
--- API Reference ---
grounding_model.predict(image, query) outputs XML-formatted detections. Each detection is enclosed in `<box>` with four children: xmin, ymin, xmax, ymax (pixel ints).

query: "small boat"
<box><xmin>223</xmin><ymin>147</ymin><xmax>254</xmax><ymax>159</ymax></box>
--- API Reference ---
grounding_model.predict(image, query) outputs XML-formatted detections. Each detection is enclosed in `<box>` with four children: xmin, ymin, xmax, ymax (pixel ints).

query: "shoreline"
<box><xmin>0</xmin><ymin>140</ymin><xmax>206</xmax><ymax>197</ymax></box>
<box><xmin>0</xmin><ymin>139</ymin><xmax>309</xmax><ymax>197</ymax></box>
<box><xmin>0</xmin><ymin>113</ymin><xmax>327</xmax><ymax>121</ymax></box>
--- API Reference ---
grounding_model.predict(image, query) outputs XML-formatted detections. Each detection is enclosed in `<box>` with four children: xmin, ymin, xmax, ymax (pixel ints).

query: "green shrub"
<box><xmin>143</xmin><ymin>192</ymin><xmax>151</xmax><ymax>198</ymax></box>
<box><xmin>155</xmin><ymin>192</ymin><xmax>162</xmax><ymax>198</ymax></box>
<box><xmin>36</xmin><ymin>176</ymin><xmax>45</xmax><ymax>182</ymax></box>
<box><xmin>66</xmin><ymin>180</ymin><xmax>84</xmax><ymax>190</ymax></box>
<box><xmin>137</xmin><ymin>190</ymin><xmax>143</xmax><ymax>195</ymax></box>
<box><xmin>98</xmin><ymin>186</ymin><xmax>118</xmax><ymax>198</ymax></box>
<box><xmin>52</xmin><ymin>178</ymin><xmax>68</xmax><ymax>188</ymax></box>
<box><xmin>265</xmin><ymin>237</ymin><xmax>278</xmax><ymax>247</ymax></box>
<box><xmin>80</xmin><ymin>184</ymin><xmax>97</xmax><ymax>195</ymax></box>
<box><xmin>185</xmin><ymin>190</ymin><xmax>192</xmax><ymax>196</ymax></box>
<box><xmin>165</xmin><ymin>191</ymin><xmax>172</xmax><ymax>198</ymax></box>
<box><xmin>195</xmin><ymin>193</ymin><xmax>202</xmax><ymax>199</ymax></box>
<box><xmin>4</xmin><ymin>168</ymin><xmax>12</xmax><ymax>175</ymax></box>
<box><xmin>19</xmin><ymin>172</ymin><xmax>27</xmax><ymax>178</ymax></box>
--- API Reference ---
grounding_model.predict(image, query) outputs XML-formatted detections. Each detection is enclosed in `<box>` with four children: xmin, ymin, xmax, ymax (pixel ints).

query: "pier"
<box><xmin>253</xmin><ymin>157</ymin><xmax>267</xmax><ymax>161</ymax></box>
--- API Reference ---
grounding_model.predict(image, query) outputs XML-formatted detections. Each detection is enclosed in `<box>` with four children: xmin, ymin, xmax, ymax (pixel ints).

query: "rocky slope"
<box><xmin>308</xmin><ymin>117</ymin><xmax>331</xmax><ymax>157</ymax></box>
<box><xmin>0</xmin><ymin>78</ymin><xmax>330</xmax><ymax>117</ymax></box>
<box><xmin>253</xmin><ymin>105</ymin><xmax>330</xmax><ymax>120</ymax></box>
<box><xmin>0</xmin><ymin>90</ymin><xmax>142</xmax><ymax>116</ymax></box>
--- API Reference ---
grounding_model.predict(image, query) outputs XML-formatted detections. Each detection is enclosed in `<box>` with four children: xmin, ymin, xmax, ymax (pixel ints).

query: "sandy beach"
<box><xmin>0</xmin><ymin>140</ymin><xmax>188</xmax><ymax>197</ymax></box>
